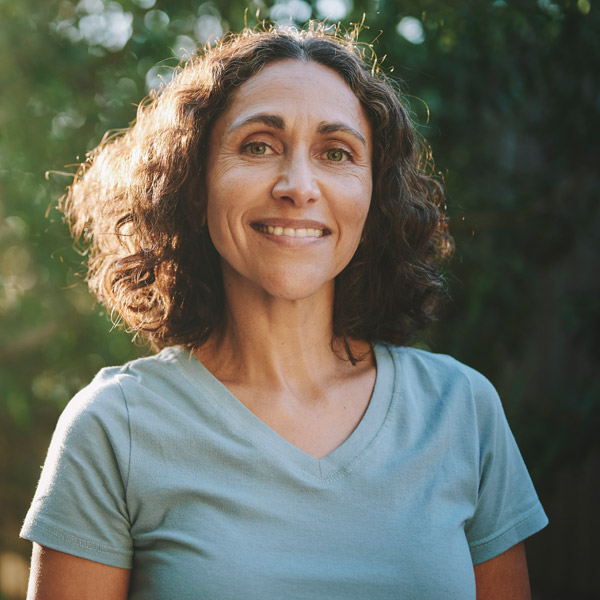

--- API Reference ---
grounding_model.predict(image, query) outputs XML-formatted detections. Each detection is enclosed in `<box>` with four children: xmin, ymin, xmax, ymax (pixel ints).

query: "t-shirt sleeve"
<box><xmin>463</xmin><ymin>370</ymin><xmax>548</xmax><ymax>565</ymax></box>
<box><xmin>20</xmin><ymin>370</ymin><xmax>133</xmax><ymax>568</ymax></box>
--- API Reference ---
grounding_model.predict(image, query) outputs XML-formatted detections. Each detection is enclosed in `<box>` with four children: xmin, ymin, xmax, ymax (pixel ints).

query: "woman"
<box><xmin>21</xmin><ymin>25</ymin><xmax>547</xmax><ymax>599</ymax></box>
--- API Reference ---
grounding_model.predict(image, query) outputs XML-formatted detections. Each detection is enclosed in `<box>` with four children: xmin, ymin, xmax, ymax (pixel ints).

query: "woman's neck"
<box><xmin>195</xmin><ymin>274</ymin><xmax>369</xmax><ymax>392</ymax></box>
<box><xmin>194</xmin><ymin>270</ymin><xmax>376</xmax><ymax>458</ymax></box>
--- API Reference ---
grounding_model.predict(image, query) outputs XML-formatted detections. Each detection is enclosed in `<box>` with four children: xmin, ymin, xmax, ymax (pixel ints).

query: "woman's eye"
<box><xmin>324</xmin><ymin>148</ymin><xmax>349</xmax><ymax>162</ymax></box>
<box><xmin>245</xmin><ymin>142</ymin><xmax>270</xmax><ymax>155</ymax></box>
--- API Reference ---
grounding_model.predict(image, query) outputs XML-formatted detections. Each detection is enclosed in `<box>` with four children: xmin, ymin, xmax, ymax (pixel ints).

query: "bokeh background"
<box><xmin>1</xmin><ymin>0</ymin><xmax>598</xmax><ymax>597</ymax></box>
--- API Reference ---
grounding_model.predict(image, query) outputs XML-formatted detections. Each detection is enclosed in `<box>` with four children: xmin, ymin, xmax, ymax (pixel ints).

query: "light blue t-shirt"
<box><xmin>21</xmin><ymin>343</ymin><xmax>547</xmax><ymax>599</ymax></box>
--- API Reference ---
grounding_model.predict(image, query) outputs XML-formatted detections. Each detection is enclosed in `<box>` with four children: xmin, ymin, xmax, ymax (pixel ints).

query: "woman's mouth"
<box><xmin>251</xmin><ymin>223</ymin><xmax>328</xmax><ymax>238</ymax></box>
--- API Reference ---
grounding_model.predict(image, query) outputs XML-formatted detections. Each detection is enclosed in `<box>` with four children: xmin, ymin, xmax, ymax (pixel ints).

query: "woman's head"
<box><xmin>62</xmin><ymin>24</ymin><xmax>452</xmax><ymax>355</ymax></box>
<box><xmin>204</xmin><ymin>58</ymin><xmax>373</xmax><ymax>304</ymax></box>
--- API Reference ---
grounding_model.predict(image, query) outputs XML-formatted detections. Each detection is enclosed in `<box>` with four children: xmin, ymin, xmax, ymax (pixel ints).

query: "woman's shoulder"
<box><xmin>59</xmin><ymin>346</ymin><xmax>188</xmax><ymax>426</ymax></box>
<box><xmin>378</xmin><ymin>343</ymin><xmax>501</xmax><ymax>413</ymax></box>
<box><xmin>379</xmin><ymin>343</ymin><xmax>517</xmax><ymax>458</ymax></box>
<box><xmin>382</xmin><ymin>343</ymin><xmax>492</xmax><ymax>383</ymax></box>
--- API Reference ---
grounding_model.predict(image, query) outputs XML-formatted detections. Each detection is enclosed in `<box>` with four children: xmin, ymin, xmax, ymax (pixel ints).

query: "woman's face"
<box><xmin>205</xmin><ymin>59</ymin><xmax>373</xmax><ymax>303</ymax></box>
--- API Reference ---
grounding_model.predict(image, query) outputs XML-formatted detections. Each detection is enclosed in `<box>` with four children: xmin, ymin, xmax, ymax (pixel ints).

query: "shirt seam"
<box><xmin>468</xmin><ymin>502</ymin><xmax>543</xmax><ymax>550</ymax></box>
<box><xmin>25</xmin><ymin>517</ymin><xmax>132</xmax><ymax>558</ymax></box>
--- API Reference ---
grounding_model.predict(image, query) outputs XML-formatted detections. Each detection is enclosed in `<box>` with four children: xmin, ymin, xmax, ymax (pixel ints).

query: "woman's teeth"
<box><xmin>254</xmin><ymin>224</ymin><xmax>325</xmax><ymax>238</ymax></box>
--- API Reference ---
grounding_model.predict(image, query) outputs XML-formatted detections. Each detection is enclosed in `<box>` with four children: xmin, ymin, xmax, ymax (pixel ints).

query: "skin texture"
<box><xmin>26</xmin><ymin>60</ymin><xmax>533</xmax><ymax>599</ymax></box>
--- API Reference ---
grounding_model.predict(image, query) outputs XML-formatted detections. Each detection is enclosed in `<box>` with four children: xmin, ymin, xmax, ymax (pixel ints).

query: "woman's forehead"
<box><xmin>217</xmin><ymin>59</ymin><xmax>371</xmax><ymax>141</ymax></box>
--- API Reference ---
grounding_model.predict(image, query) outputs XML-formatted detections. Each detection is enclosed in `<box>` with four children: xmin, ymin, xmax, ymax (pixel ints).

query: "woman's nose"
<box><xmin>271</xmin><ymin>151</ymin><xmax>321</xmax><ymax>206</ymax></box>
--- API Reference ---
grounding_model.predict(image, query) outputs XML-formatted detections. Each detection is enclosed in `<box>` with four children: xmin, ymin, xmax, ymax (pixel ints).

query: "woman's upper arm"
<box><xmin>27</xmin><ymin>543</ymin><xmax>131</xmax><ymax>600</ymax></box>
<box><xmin>474</xmin><ymin>542</ymin><xmax>531</xmax><ymax>600</ymax></box>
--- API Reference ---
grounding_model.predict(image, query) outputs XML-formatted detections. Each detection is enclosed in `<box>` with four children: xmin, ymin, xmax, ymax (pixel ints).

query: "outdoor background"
<box><xmin>0</xmin><ymin>0</ymin><xmax>598</xmax><ymax>597</ymax></box>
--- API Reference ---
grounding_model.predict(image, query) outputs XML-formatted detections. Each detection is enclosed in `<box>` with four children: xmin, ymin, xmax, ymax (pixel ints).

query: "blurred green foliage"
<box><xmin>1</xmin><ymin>0</ymin><xmax>598</xmax><ymax>594</ymax></box>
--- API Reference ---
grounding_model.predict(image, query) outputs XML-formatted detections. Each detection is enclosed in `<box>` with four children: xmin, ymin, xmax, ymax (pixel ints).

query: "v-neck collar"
<box><xmin>171</xmin><ymin>343</ymin><xmax>396</xmax><ymax>480</ymax></box>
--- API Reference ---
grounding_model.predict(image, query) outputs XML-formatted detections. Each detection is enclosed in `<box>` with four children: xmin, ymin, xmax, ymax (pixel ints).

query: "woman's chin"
<box><xmin>232</xmin><ymin>272</ymin><xmax>335</xmax><ymax>305</ymax></box>
<box><xmin>258</xmin><ymin>278</ymin><xmax>334</xmax><ymax>304</ymax></box>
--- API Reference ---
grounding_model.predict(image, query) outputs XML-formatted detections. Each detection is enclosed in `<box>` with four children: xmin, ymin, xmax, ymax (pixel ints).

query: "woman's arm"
<box><xmin>474</xmin><ymin>542</ymin><xmax>531</xmax><ymax>600</ymax></box>
<box><xmin>27</xmin><ymin>543</ymin><xmax>130</xmax><ymax>600</ymax></box>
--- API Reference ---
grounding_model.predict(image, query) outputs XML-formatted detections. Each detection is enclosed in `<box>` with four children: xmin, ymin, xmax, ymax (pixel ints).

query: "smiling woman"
<box><xmin>204</xmin><ymin>60</ymin><xmax>372</xmax><ymax>303</ymax></box>
<box><xmin>20</xmin><ymin>24</ymin><xmax>547</xmax><ymax>600</ymax></box>
<box><xmin>47</xmin><ymin>25</ymin><xmax>454</xmax><ymax>359</ymax></box>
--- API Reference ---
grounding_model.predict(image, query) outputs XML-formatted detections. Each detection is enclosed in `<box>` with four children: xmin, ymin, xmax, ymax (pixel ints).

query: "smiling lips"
<box><xmin>252</xmin><ymin>223</ymin><xmax>328</xmax><ymax>238</ymax></box>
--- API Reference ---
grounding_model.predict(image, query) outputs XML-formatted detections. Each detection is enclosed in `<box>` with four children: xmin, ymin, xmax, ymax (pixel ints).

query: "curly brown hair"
<box><xmin>61</xmin><ymin>24</ymin><xmax>453</xmax><ymax>357</ymax></box>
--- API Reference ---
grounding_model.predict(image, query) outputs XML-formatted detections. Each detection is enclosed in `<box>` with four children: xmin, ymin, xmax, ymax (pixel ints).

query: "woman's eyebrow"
<box><xmin>227</xmin><ymin>115</ymin><xmax>367</xmax><ymax>148</ymax></box>
<box><xmin>228</xmin><ymin>113</ymin><xmax>284</xmax><ymax>133</ymax></box>
<box><xmin>317</xmin><ymin>122</ymin><xmax>367</xmax><ymax>147</ymax></box>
